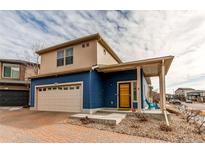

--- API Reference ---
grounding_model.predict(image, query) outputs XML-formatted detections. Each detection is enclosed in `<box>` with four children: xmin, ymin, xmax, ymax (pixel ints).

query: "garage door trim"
<box><xmin>34</xmin><ymin>81</ymin><xmax>83</xmax><ymax>112</ymax></box>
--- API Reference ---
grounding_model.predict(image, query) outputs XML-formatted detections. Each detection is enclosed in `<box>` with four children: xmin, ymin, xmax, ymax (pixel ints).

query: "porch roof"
<box><xmin>97</xmin><ymin>56</ymin><xmax>174</xmax><ymax>77</ymax></box>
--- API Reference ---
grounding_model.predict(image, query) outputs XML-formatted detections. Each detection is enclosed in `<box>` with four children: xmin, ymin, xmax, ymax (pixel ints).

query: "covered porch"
<box><xmin>97</xmin><ymin>56</ymin><xmax>174</xmax><ymax>125</ymax></box>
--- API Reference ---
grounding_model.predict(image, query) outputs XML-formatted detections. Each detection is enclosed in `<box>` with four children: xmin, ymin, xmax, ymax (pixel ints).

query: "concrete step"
<box><xmin>70</xmin><ymin>113</ymin><xmax>127</xmax><ymax>125</ymax></box>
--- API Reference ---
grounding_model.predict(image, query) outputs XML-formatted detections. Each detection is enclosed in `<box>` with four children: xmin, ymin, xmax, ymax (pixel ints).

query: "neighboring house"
<box><xmin>30</xmin><ymin>33</ymin><xmax>174</xmax><ymax>113</ymax></box>
<box><xmin>187</xmin><ymin>90</ymin><xmax>205</xmax><ymax>103</ymax></box>
<box><xmin>175</xmin><ymin>88</ymin><xmax>195</xmax><ymax>98</ymax></box>
<box><xmin>165</xmin><ymin>93</ymin><xmax>174</xmax><ymax>101</ymax></box>
<box><xmin>0</xmin><ymin>59</ymin><xmax>38</xmax><ymax>106</ymax></box>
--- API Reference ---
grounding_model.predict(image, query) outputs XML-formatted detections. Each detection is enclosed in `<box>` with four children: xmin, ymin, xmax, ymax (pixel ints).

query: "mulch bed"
<box><xmin>68</xmin><ymin>112</ymin><xmax>205</xmax><ymax>143</ymax></box>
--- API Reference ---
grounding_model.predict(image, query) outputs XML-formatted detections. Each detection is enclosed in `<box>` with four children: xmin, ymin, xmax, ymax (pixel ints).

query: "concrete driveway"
<box><xmin>0</xmin><ymin>108</ymin><xmax>163</xmax><ymax>143</ymax></box>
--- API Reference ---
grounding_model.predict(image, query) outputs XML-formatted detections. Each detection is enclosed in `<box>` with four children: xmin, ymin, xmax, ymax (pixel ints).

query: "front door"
<box><xmin>119</xmin><ymin>83</ymin><xmax>131</xmax><ymax>108</ymax></box>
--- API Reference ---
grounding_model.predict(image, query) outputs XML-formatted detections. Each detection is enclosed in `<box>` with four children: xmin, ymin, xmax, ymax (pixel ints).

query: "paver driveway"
<box><xmin>0</xmin><ymin>108</ymin><xmax>164</xmax><ymax>143</ymax></box>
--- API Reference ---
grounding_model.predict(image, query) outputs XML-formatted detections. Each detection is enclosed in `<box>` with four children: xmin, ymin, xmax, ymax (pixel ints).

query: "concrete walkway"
<box><xmin>0</xmin><ymin>108</ymin><xmax>164</xmax><ymax>143</ymax></box>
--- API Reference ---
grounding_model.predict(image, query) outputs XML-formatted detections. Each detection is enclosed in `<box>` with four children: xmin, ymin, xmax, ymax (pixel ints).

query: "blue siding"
<box><xmin>30</xmin><ymin>69</ymin><xmax>145</xmax><ymax>110</ymax></box>
<box><xmin>102</xmin><ymin>70</ymin><xmax>137</xmax><ymax>108</ymax></box>
<box><xmin>89</xmin><ymin>71</ymin><xmax>104</xmax><ymax>108</ymax></box>
<box><xmin>30</xmin><ymin>71</ymin><xmax>91</xmax><ymax>108</ymax></box>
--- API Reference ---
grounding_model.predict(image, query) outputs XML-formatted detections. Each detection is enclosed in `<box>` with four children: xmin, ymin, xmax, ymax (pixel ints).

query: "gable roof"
<box><xmin>36</xmin><ymin>33</ymin><xmax>122</xmax><ymax>63</ymax></box>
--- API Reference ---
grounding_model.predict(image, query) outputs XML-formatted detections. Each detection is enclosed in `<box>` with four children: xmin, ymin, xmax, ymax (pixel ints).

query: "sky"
<box><xmin>0</xmin><ymin>10</ymin><xmax>205</xmax><ymax>93</ymax></box>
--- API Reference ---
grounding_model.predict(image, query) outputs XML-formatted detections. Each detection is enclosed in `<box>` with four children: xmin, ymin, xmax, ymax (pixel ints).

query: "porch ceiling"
<box><xmin>97</xmin><ymin>56</ymin><xmax>174</xmax><ymax>77</ymax></box>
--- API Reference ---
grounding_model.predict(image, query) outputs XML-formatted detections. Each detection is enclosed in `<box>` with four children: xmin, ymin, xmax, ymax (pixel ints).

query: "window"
<box><xmin>70</xmin><ymin>86</ymin><xmax>74</xmax><ymax>90</ymax></box>
<box><xmin>3</xmin><ymin>63</ymin><xmax>20</xmax><ymax>79</ymax></box>
<box><xmin>133</xmin><ymin>82</ymin><xmax>137</xmax><ymax>101</ymax></box>
<box><xmin>82</xmin><ymin>42</ymin><xmax>89</xmax><ymax>48</ymax></box>
<box><xmin>57</xmin><ymin>48</ymin><xmax>73</xmax><ymax>66</ymax></box>
<box><xmin>58</xmin><ymin>87</ymin><xmax>62</xmax><ymax>90</ymax></box>
<box><xmin>57</xmin><ymin>50</ymin><xmax>64</xmax><ymax>67</ymax></box>
<box><xmin>43</xmin><ymin>88</ymin><xmax>46</xmax><ymax>91</ymax></box>
<box><xmin>64</xmin><ymin>87</ymin><xmax>68</xmax><ymax>90</ymax></box>
<box><xmin>48</xmin><ymin>87</ymin><xmax>52</xmax><ymax>90</ymax></box>
<box><xmin>65</xmin><ymin>48</ymin><xmax>73</xmax><ymax>65</ymax></box>
<box><xmin>103</xmin><ymin>49</ymin><xmax>107</xmax><ymax>55</ymax></box>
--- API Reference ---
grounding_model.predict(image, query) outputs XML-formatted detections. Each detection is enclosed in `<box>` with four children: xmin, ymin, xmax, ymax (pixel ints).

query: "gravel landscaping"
<box><xmin>68</xmin><ymin>111</ymin><xmax>205</xmax><ymax>143</ymax></box>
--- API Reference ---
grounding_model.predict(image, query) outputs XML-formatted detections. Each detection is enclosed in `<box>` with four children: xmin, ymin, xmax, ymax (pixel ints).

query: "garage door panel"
<box><xmin>38</xmin><ymin>101</ymin><xmax>81</xmax><ymax>105</ymax></box>
<box><xmin>37</xmin><ymin>84</ymin><xmax>82</xmax><ymax>112</ymax></box>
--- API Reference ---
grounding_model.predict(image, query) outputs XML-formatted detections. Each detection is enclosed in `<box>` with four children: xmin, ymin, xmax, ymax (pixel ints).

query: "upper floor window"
<box><xmin>57</xmin><ymin>50</ymin><xmax>64</xmax><ymax>67</ymax></box>
<box><xmin>82</xmin><ymin>42</ymin><xmax>89</xmax><ymax>48</ymax></box>
<box><xmin>3</xmin><ymin>63</ymin><xmax>20</xmax><ymax>79</ymax></box>
<box><xmin>57</xmin><ymin>48</ymin><xmax>73</xmax><ymax>67</ymax></box>
<box><xmin>65</xmin><ymin>48</ymin><xmax>73</xmax><ymax>65</ymax></box>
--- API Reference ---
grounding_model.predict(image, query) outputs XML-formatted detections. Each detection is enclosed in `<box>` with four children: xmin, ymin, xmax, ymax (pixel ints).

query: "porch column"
<box><xmin>137</xmin><ymin>66</ymin><xmax>142</xmax><ymax>111</ymax></box>
<box><xmin>159</xmin><ymin>60</ymin><xmax>169</xmax><ymax>126</ymax></box>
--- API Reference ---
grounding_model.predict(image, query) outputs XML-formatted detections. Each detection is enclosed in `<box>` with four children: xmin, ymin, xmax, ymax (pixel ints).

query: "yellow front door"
<box><xmin>119</xmin><ymin>83</ymin><xmax>131</xmax><ymax>108</ymax></box>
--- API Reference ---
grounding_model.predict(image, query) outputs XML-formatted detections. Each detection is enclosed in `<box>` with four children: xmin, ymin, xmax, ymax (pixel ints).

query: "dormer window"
<box><xmin>57</xmin><ymin>48</ymin><xmax>73</xmax><ymax>67</ymax></box>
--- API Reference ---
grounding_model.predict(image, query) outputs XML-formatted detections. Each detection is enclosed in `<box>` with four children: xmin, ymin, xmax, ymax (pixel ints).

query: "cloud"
<box><xmin>0</xmin><ymin>10</ymin><xmax>205</xmax><ymax>93</ymax></box>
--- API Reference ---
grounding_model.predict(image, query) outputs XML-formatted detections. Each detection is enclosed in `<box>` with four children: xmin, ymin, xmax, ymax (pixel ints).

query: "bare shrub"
<box><xmin>186</xmin><ymin>110</ymin><xmax>200</xmax><ymax>123</ymax></box>
<box><xmin>160</xmin><ymin>124</ymin><xmax>172</xmax><ymax>132</ymax></box>
<box><xmin>131</xmin><ymin>124</ymin><xmax>139</xmax><ymax>129</ymax></box>
<box><xmin>195</xmin><ymin>119</ymin><xmax>205</xmax><ymax>134</ymax></box>
<box><xmin>23</xmin><ymin>105</ymin><xmax>30</xmax><ymax>108</ymax></box>
<box><xmin>138</xmin><ymin>115</ymin><xmax>148</xmax><ymax>122</ymax></box>
<box><xmin>135</xmin><ymin>114</ymin><xmax>148</xmax><ymax>122</ymax></box>
<box><xmin>80</xmin><ymin>116</ymin><xmax>93</xmax><ymax>125</ymax></box>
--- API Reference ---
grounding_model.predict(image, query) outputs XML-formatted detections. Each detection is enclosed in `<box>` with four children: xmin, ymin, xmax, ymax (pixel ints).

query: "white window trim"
<box><xmin>56</xmin><ymin>47</ymin><xmax>74</xmax><ymax>67</ymax></box>
<box><xmin>2</xmin><ymin>63</ymin><xmax>20</xmax><ymax>79</ymax></box>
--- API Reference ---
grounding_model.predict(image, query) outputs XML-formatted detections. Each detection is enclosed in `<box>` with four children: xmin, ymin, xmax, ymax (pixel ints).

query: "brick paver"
<box><xmin>0</xmin><ymin>108</ymin><xmax>164</xmax><ymax>143</ymax></box>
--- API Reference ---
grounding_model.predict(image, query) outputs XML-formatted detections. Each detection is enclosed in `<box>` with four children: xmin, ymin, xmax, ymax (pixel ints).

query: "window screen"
<box><xmin>57</xmin><ymin>50</ymin><xmax>64</xmax><ymax>66</ymax></box>
<box><xmin>65</xmin><ymin>48</ymin><xmax>73</xmax><ymax>65</ymax></box>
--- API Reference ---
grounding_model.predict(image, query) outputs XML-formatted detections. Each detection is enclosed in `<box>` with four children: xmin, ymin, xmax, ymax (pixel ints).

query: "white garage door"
<box><xmin>36</xmin><ymin>84</ymin><xmax>82</xmax><ymax>112</ymax></box>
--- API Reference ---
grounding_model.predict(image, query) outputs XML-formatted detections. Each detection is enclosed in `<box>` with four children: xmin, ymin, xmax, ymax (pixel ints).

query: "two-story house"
<box><xmin>175</xmin><ymin>88</ymin><xmax>195</xmax><ymax>98</ymax></box>
<box><xmin>0</xmin><ymin>59</ymin><xmax>38</xmax><ymax>106</ymax></box>
<box><xmin>187</xmin><ymin>90</ymin><xmax>205</xmax><ymax>103</ymax></box>
<box><xmin>30</xmin><ymin>33</ymin><xmax>174</xmax><ymax>113</ymax></box>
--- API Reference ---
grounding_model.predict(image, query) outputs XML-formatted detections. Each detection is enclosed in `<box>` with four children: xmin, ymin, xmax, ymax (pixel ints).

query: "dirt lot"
<box><xmin>0</xmin><ymin>108</ymin><xmax>164</xmax><ymax>143</ymax></box>
<box><xmin>68</xmin><ymin>111</ymin><xmax>205</xmax><ymax>143</ymax></box>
